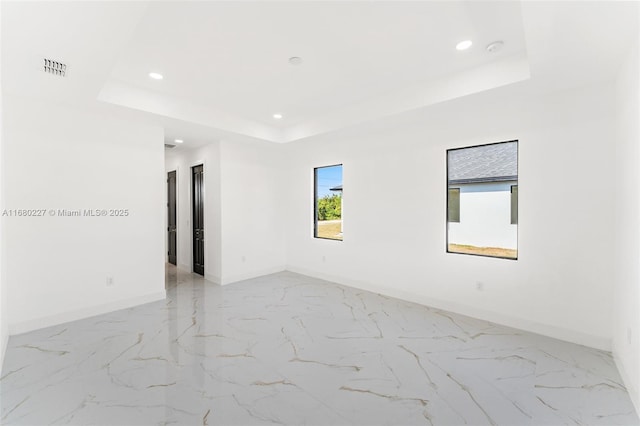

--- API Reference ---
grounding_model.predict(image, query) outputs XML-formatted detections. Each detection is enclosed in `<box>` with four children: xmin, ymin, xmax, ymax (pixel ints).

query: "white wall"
<box><xmin>613</xmin><ymin>31</ymin><xmax>640</xmax><ymax>412</ymax></box>
<box><xmin>218</xmin><ymin>140</ymin><xmax>286</xmax><ymax>284</ymax></box>
<box><xmin>165</xmin><ymin>142</ymin><xmax>222</xmax><ymax>283</ymax></box>
<box><xmin>449</xmin><ymin>182</ymin><xmax>517</xmax><ymax>250</ymax></box>
<box><xmin>284</xmin><ymin>81</ymin><xmax>617</xmax><ymax>350</ymax></box>
<box><xmin>0</xmin><ymin>0</ymin><xmax>7</xmax><ymax>369</ymax></box>
<box><xmin>4</xmin><ymin>96</ymin><xmax>166</xmax><ymax>334</ymax></box>
<box><xmin>164</xmin><ymin>139</ymin><xmax>286</xmax><ymax>285</ymax></box>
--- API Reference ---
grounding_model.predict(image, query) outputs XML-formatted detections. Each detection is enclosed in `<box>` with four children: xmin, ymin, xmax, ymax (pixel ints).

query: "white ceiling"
<box><xmin>109</xmin><ymin>2</ymin><xmax>526</xmax><ymax>126</ymax></box>
<box><xmin>2</xmin><ymin>1</ymin><xmax>638</xmax><ymax>147</ymax></box>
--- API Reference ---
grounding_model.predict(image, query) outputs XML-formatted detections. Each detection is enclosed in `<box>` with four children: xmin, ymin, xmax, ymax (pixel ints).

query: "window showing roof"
<box><xmin>448</xmin><ymin>141</ymin><xmax>518</xmax><ymax>184</ymax></box>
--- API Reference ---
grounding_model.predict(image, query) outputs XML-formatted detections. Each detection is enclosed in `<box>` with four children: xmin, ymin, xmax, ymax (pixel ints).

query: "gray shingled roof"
<box><xmin>448</xmin><ymin>141</ymin><xmax>517</xmax><ymax>184</ymax></box>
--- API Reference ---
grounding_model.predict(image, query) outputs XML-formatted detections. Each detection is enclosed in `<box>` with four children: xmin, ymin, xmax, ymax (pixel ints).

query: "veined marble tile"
<box><xmin>1</xmin><ymin>267</ymin><xmax>638</xmax><ymax>425</ymax></box>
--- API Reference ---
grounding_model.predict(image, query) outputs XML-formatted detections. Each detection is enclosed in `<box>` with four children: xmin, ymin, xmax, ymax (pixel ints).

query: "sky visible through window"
<box><xmin>316</xmin><ymin>165</ymin><xmax>342</xmax><ymax>198</ymax></box>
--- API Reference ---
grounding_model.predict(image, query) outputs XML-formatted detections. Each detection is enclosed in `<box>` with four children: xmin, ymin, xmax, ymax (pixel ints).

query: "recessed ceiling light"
<box><xmin>288</xmin><ymin>57</ymin><xmax>303</xmax><ymax>65</ymax></box>
<box><xmin>273</xmin><ymin>113</ymin><xmax>283</xmax><ymax>119</ymax></box>
<box><xmin>455</xmin><ymin>40</ymin><xmax>473</xmax><ymax>51</ymax></box>
<box><xmin>486</xmin><ymin>41</ymin><xmax>504</xmax><ymax>53</ymax></box>
<box><xmin>174</xmin><ymin>139</ymin><xmax>183</xmax><ymax>144</ymax></box>
<box><xmin>149</xmin><ymin>72</ymin><xmax>163</xmax><ymax>80</ymax></box>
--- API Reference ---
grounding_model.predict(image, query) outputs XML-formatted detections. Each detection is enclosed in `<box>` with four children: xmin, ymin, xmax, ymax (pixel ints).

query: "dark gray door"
<box><xmin>167</xmin><ymin>171</ymin><xmax>177</xmax><ymax>265</ymax></box>
<box><xmin>192</xmin><ymin>165</ymin><xmax>204</xmax><ymax>275</ymax></box>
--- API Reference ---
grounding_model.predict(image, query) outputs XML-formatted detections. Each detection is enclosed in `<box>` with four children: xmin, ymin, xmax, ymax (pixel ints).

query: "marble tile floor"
<box><xmin>1</xmin><ymin>266</ymin><xmax>638</xmax><ymax>426</ymax></box>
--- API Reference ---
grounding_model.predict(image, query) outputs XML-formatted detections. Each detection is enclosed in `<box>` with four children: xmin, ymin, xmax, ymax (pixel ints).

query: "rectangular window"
<box><xmin>448</xmin><ymin>188</ymin><xmax>460</xmax><ymax>222</ymax></box>
<box><xmin>314</xmin><ymin>164</ymin><xmax>343</xmax><ymax>241</ymax></box>
<box><xmin>446</xmin><ymin>140</ymin><xmax>518</xmax><ymax>260</ymax></box>
<box><xmin>511</xmin><ymin>185</ymin><xmax>518</xmax><ymax>225</ymax></box>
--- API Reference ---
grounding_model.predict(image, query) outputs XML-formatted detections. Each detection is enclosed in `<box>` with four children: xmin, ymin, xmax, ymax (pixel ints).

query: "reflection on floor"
<box><xmin>1</xmin><ymin>266</ymin><xmax>638</xmax><ymax>425</ymax></box>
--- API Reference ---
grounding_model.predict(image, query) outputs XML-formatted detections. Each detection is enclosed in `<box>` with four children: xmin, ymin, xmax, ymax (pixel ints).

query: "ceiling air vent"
<box><xmin>43</xmin><ymin>58</ymin><xmax>67</xmax><ymax>77</ymax></box>
<box><xmin>164</xmin><ymin>144</ymin><xmax>176</xmax><ymax>149</ymax></box>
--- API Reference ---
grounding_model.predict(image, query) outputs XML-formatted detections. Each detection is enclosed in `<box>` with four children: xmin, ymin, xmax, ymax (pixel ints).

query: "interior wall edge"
<box><xmin>205</xmin><ymin>272</ymin><xmax>221</xmax><ymax>285</ymax></box>
<box><xmin>0</xmin><ymin>333</ymin><xmax>6</xmax><ymax>372</ymax></box>
<box><xmin>614</xmin><ymin>351</ymin><xmax>640</xmax><ymax>416</ymax></box>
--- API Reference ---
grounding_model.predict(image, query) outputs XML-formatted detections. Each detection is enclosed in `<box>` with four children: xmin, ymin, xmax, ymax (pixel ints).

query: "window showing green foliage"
<box><xmin>314</xmin><ymin>165</ymin><xmax>343</xmax><ymax>241</ymax></box>
<box><xmin>317</xmin><ymin>193</ymin><xmax>342</xmax><ymax>220</ymax></box>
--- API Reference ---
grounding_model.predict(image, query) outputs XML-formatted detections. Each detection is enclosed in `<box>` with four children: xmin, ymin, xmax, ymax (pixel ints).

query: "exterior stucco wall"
<box><xmin>448</xmin><ymin>181</ymin><xmax>517</xmax><ymax>250</ymax></box>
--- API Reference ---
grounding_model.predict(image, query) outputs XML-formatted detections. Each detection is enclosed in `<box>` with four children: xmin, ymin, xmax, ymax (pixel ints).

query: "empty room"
<box><xmin>0</xmin><ymin>1</ymin><xmax>639</xmax><ymax>425</ymax></box>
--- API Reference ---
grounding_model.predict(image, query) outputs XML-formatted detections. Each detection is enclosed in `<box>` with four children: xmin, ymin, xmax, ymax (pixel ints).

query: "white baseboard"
<box><xmin>205</xmin><ymin>272</ymin><xmax>221</xmax><ymax>285</ymax></box>
<box><xmin>172</xmin><ymin>262</ymin><xmax>219</xmax><ymax>285</ymax></box>
<box><xmin>0</xmin><ymin>327</ymin><xmax>8</xmax><ymax>371</ymax></box>
<box><xmin>9</xmin><ymin>291</ymin><xmax>166</xmax><ymax>336</ymax></box>
<box><xmin>614</xmin><ymin>351</ymin><xmax>640</xmax><ymax>416</ymax></box>
<box><xmin>285</xmin><ymin>265</ymin><xmax>611</xmax><ymax>351</ymax></box>
<box><xmin>221</xmin><ymin>265</ymin><xmax>286</xmax><ymax>286</ymax></box>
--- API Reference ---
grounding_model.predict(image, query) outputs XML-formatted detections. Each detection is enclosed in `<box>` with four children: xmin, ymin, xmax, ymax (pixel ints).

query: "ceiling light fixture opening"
<box><xmin>174</xmin><ymin>139</ymin><xmax>184</xmax><ymax>144</ymax></box>
<box><xmin>149</xmin><ymin>72</ymin><xmax>164</xmax><ymax>80</ymax></box>
<box><xmin>456</xmin><ymin>40</ymin><xmax>473</xmax><ymax>51</ymax></box>
<box><xmin>273</xmin><ymin>113</ymin><xmax>283</xmax><ymax>119</ymax></box>
<box><xmin>486</xmin><ymin>41</ymin><xmax>504</xmax><ymax>53</ymax></box>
